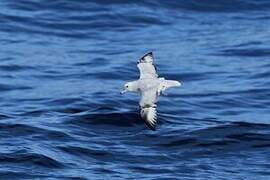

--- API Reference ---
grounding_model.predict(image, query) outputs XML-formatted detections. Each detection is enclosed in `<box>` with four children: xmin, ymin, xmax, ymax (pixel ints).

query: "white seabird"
<box><xmin>121</xmin><ymin>52</ymin><xmax>181</xmax><ymax>130</ymax></box>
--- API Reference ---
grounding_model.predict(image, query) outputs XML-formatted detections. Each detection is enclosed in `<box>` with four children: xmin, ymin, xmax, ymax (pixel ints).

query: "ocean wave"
<box><xmin>1</xmin><ymin>0</ymin><xmax>270</xmax><ymax>178</ymax></box>
<box><xmin>0</xmin><ymin>151</ymin><xmax>63</xmax><ymax>168</ymax></box>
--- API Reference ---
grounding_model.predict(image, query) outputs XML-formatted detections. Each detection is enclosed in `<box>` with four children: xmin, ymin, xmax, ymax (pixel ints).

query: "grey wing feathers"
<box><xmin>137</xmin><ymin>52</ymin><xmax>158</xmax><ymax>79</ymax></box>
<box><xmin>140</xmin><ymin>106</ymin><xmax>157</xmax><ymax>130</ymax></box>
<box><xmin>139</xmin><ymin>88</ymin><xmax>158</xmax><ymax>131</ymax></box>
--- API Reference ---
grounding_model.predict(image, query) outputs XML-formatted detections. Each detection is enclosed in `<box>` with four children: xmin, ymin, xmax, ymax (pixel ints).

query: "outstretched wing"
<box><xmin>137</xmin><ymin>52</ymin><xmax>158</xmax><ymax>79</ymax></box>
<box><xmin>140</xmin><ymin>106</ymin><xmax>157</xmax><ymax>131</ymax></box>
<box><xmin>139</xmin><ymin>88</ymin><xmax>158</xmax><ymax>130</ymax></box>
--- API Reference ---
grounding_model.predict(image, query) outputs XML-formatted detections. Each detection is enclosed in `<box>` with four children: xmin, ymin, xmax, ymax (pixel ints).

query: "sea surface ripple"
<box><xmin>0</xmin><ymin>0</ymin><xmax>270</xmax><ymax>179</ymax></box>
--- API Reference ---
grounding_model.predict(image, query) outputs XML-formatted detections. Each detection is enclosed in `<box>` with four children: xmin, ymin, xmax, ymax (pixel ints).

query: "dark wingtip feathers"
<box><xmin>139</xmin><ymin>52</ymin><xmax>153</xmax><ymax>63</ymax></box>
<box><xmin>145</xmin><ymin>120</ymin><xmax>156</xmax><ymax>131</ymax></box>
<box><xmin>140</xmin><ymin>106</ymin><xmax>157</xmax><ymax>131</ymax></box>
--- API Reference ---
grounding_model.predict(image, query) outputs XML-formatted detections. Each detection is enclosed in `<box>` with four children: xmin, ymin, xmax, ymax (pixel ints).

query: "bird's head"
<box><xmin>121</xmin><ymin>82</ymin><xmax>137</xmax><ymax>94</ymax></box>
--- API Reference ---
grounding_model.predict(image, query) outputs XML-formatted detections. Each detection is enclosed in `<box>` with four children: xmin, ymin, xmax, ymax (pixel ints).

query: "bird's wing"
<box><xmin>137</xmin><ymin>52</ymin><xmax>158</xmax><ymax>79</ymax></box>
<box><xmin>140</xmin><ymin>106</ymin><xmax>157</xmax><ymax>131</ymax></box>
<box><xmin>139</xmin><ymin>88</ymin><xmax>158</xmax><ymax>130</ymax></box>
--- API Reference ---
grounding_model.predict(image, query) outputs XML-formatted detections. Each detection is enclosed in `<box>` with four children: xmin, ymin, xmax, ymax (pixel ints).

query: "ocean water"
<box><xmin>0</xmin><ymin>0</ymin><xmax>270</xmax><ymax>179</ymax></box>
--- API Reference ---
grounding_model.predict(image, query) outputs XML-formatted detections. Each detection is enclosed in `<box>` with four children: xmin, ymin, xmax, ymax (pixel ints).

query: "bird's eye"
<box><xmin>126</xmin><ymin>85</ymin><xmax>129</xmax><ymax>88</ymax></box>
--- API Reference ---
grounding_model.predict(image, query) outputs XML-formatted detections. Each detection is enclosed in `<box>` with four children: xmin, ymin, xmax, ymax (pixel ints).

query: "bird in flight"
<box><xmin>121</xmin><ymin>52</ymin><xmax>181</xmax><ymax>130</ymax></box>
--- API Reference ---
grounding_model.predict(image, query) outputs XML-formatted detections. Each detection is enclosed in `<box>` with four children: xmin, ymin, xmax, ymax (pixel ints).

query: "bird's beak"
<box><xmin>120</xmin><ymin>89</ymin><xmax>127</xmax><ymax>94</ymax></box>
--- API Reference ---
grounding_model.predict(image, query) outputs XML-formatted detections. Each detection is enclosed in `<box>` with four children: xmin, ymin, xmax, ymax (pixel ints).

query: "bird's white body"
<box><xmin>121</xmin><ymin>52</ymin><xmax>181</xmax><ymax>130</ymax></box>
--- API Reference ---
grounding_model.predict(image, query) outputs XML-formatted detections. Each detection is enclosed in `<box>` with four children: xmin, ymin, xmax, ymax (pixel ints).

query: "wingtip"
<box><xmin>146</xmin><ymin>51</ymin><xmax>153</xmax><ymax>56</ymax></box>
<box><xmin>143</xmin><ymin>117</ymin><xmax>156</xmax><ymax>131</ymax></box>
<box><xmin>147</xmin><ymin>123</ymin><xmax>156</xmax><ymax>131</ymax></box>
<box><xmin>145</xmin><ymin>52</ymin><xmax>153</xmax><ymax>59</ymax></box>
<box><xmin>139</xmin><ymin>52</ymin><xmax>154</xmax><ymax>63</ymax></box>
<box><xmin>140</xmin><ymin>106</ymin><xmax>157</xmax><ymax>131</ymax></box>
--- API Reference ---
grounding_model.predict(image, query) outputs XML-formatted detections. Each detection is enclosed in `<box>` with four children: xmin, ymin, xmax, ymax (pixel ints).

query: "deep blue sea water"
<box><xmin>0</xmin><ymin>0</ymin><xmax>270</xmax><ymax>179</ymax></box>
